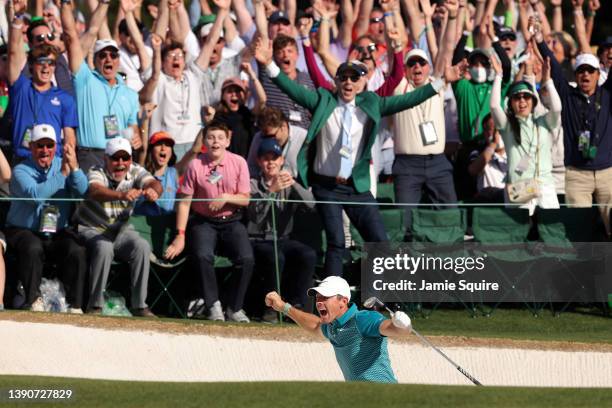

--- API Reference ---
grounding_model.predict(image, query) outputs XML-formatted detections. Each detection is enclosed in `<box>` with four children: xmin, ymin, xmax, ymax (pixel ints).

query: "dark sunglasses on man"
<box><xmin>34</xmin><ymin>57</ymin><xmax>56</xmax><ymax>66</ymax></box>
<box><xmin>576</xmin><ymin>66</ymin><xmax>598</xmax><ymax>75</ymax></box>
<box><xmin>406</xmin><ymin>58</ymin><xmax>428</xmax><ymax>68</ymax></box>
<box><xmin>369</xmin><ymin>17</ymin><xmax>383</xmax><ymax>24</ymax></box>
<box><xmin>97</xmin><ymin>50</ymin><xmax>119</xmax><ymax>60</ymax></box>
<box><xmin>355</xmin><ymin>43</ymin><xmax>377</xmax><ymax>54</ymax></box>
<box><xmin>34</xmin><ymin>33</ymin><xmax>55</xmax><ymax>43</ymax></box>
<box><xmin>337</xmin><ymin>73</ymin><xmax>361</xmax><ymax>83</ymax></box>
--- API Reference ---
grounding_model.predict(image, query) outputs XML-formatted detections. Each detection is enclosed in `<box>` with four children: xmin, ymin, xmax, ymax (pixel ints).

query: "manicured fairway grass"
<box><xmin>0</xmin><ymin>376</ymin><xmax>610</xmax><ymax>408</ymax></box>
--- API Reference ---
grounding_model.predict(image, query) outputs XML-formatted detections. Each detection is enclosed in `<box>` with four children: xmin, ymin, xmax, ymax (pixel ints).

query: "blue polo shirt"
<box><xmin>73</xmin><ymin>61</ymin><xmax>139</xmax><ymax>149</ymax></box>
<box><xmin>6</xmin><ymin>156</ymin><xmax>88</xmax><ymax>231</ymax></box>
<box><xmin>9</xmin><ymin>74</ymin><xmax>78</xmax><ymax>159</ymax></box>
<box><xmin>321</xmin><ymin>303</ymin><xmax>397</xmax><ymax>383</ymax></box>
<box><xmin>133</xmin><ymin>166</ymin><xmax>178</xmax><ymax>215</ymax></box>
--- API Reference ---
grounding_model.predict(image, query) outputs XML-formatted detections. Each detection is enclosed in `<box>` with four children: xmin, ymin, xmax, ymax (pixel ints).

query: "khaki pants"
<box><xmin>565</xmin><ymin>166</ymin><xmax>612</xmax><ymax>236</ymax></box>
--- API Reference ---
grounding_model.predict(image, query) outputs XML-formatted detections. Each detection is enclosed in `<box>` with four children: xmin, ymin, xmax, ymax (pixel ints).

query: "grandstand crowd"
<box><xmin>0</xmin><ymin>0</ymin><xmax>609</xmax><ymax>322</ymax></box>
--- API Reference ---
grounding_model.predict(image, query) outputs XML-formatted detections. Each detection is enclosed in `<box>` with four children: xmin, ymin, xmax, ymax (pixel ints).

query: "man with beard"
<box><xmin>75</xmin><ymin>137</ymin><xmax>162</xmax><ymax>316</ymax></box>
<box><xmin>8</xmin><ymin>17</ymin><xmax>78</xmax><ymax>162</ymax></box>
<box><xmin>6</xmin><ymin>125</ymin><xmax>87</xmax><ymax>313</ymax></box>
<box><xmin>60</xmin><ymin>0</ymin><xmax>142</xmax><ymax>172</ymax></box>
<box><xmin>254</xmin><ymin>39</ymin><xmax>453</xmax><ymax>277</ymax></box>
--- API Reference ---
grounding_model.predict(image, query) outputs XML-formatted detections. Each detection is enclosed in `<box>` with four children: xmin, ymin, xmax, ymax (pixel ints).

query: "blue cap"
<box><xmin>257</xmin><ymin>138</ymin><xmax>283</xmax><ymax>157</ymax></box>
<box><xmin>269</xmin><ymin>11</ymin><xmax>290</xmax><ymax>24</ymax></box>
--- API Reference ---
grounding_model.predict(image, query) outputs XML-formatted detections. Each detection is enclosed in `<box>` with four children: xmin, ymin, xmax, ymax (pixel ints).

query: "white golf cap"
<box><xmin>105</xmin><ymin>137</ymin><xmax>132</xmax><ymax>156</ymax></box>
<box><xmin>307</xmin><ymin>276</ymin><xmax>351</xmax><ymax>300</ymax></box>
<box><xmin>404</xmin><ymin>48</ymin><xmax>430</xmax><ymax>65</ymax></box>
<box><xmin>94</xmin><ymin>39</ymin><xmax>120</xmax><ymax>54</ymax></box>
<box><xmin>31</xmin><ymin>124</ymin><xmax>56</xmax><ymax>143</ymax></box>
<box><xmin>200</xmin><ymin>23</ymin><xmax>224</xmax><ymax>39</ymax></box>
<box><xmin>574</xmin><ymin>53</ymin><xmax>600</xmax><ymax>71</ymax></box>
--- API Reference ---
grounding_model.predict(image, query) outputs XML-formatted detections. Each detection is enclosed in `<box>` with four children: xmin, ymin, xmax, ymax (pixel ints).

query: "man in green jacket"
<box><xmin>254</xmin><ymin>39</ymin><xmax>459</xmax><ymax>277</ymax></box>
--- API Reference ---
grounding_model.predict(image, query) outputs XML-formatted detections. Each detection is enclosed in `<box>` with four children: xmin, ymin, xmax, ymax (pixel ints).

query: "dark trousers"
<box><xmin>393</xmin><ymin>154</ymin><xmax>458</xmax><ymax>237</ymax></box>
<box><xmin>252</xmin><ymin>238</ymin><xmax>316</xmax><ymax>307</ymax></box>
<box><xmin>5</xmin><ymin>228</ymin><xmax>86</xmax><ymax>308</ymax></box>
<box><xmin>188</xmin><ymin>217</ymin><xmax>254</xmax><ymax>311</ymax></box>
<box><xmin>312</xmin><ymin>181</ymin><xmax>388</xmax><ymax>277</ymax></box>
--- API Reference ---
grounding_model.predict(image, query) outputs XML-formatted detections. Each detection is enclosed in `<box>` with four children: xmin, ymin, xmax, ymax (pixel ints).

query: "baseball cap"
<box><xmin>574</xmin><ymin>53</ymin><xmax>600</xmax><ymax>71</ymax></box>
<box><xmin>307</xmin><ymin>276</ymin><xmax>351</xmax><ymax>300</ymax></box>
<box><xmin>257</xmin><ymin>138</ymin><xmax>282</xmax><ymax>157</ymax></box>
<box><xmin>496</xmin><ymin>26</ymin><xmax>517</xmax><ymax>40</ymax></box>
<box><xmin>200</xmin><ymin>23</ymin><xmax>224</xmax><ymax>39</ymax></box>
<box><xmin>337</xmin><ymin>60</ymin><xmax>368</xmax><ymax>77</ymax></box>
<box><xmin>508</xmin><ymin>81</ymin><xmax>538</xmax><ymax>106</ymax></box>
<box><xmin>404</xmin><ymin>48</ymin><xmax>430</xmax><ymax>65</ymax></box>
<box><xmin>468</xmin><ymin>48</ymin><xmax>491</xmax><ymax>63</ymax></box>
<box><xmin>31</xmin><ymin>124</ymin><xmax>56</xmax><ymax>143</ymax></box>
<box><xmin>221</xmin><ymin>77</ymin><xmax>246</xmax><ymax>93</ymax></box>
<box><xmin>269</xmin><ymin>11</ymin><xmax>290</xmax><ymax>24</ymax></box>
<box><xmin>105</xmin><ymin>137</ymin><xmax>132</xmax><ymax>157</ymax></box>
<box><xmin>149</xmin><ymin>131</ymin><xmax>175</xmax><ymax>146</ymax></box>
<box><xmin>94</xmin><ymin>39</ymin><xmax>120</xmax><ymax>54</ymax></box>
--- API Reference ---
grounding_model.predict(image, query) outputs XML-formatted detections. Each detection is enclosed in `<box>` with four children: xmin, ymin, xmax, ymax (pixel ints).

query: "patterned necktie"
<box><xmin>339</xmin><ymin>104</ymin><xmax>353</xmax><ymax>179</ymax></box>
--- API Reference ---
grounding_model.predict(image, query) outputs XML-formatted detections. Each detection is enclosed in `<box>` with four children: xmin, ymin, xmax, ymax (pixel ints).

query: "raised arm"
<box><xmin>232</xmin><ymin>0</ymin><xmax>254</xmax><ymax>36</ymax></box>
<box><xmin>433</xmin><ymin>0</ymin><xmax>459</xmax><ymax>78</ymax></box>
<box><xmin>152</xmin><ymin>0</ymin><xmax>169</xmax><ymax>39</ymax></box>
<box><xmin>489</xmin><ymin>56</ymin><xmax>508</xmax><ymax>131</ymax></box>
<box><xmin>195</xmin><ymin>0</ymin><xmax>229</xmax><ymax>70</ymax></box>
<box><xmin>572</xmin><ymin>0</ymin><xmax>591</xmax><ymax>54</ymax></box>
<box><xmin>586</xmin><ymin>0</ymin><xmax>599</xmax><ymax>43</ymax></box>
<box><xmin>313</xmin><ymin>1</ymin><xmax>341</xmax><ymax>80</ymax></box>
<box><xmin>168</xmin><ymin>0</ymin><xmax>190</xmax><ymax>45</ymax></box>
<box><xmin>254</xmin><ymin>0</ymin><xmax>269</xmax><ymax>42</ymax></box>
<box><xmin>550</xmin><ymin>0</ymin><xmax>562</xmax><ymax>32</ymax></box>
<box><xmin>539</xmin><ymin>56</ymin><xmax>562</xmax><ymax>131</ymax></box>
<box><xmin>403</xmin><ymin>0</ymin><xmax>424</xmax><ymax>45</ymax></box>
<box><xmin>265</xmin><ymin>291</ymin><xmax>323</xmax><ymax>336</ymax></box>
<box><xmin>121</xmin><ymin>0</ymin><xmax>151</xmax><ymax>73</ymax></box>
<box><xmin>355</xmin><ymin>0</ymin><xmax>374</xmax><ymax>38</ymax></box>
<box><xmin>419</xmin><ymin>0</ymin><xmax>438</xmax><ymax>61</ymax></box>
<box><xmin>298</xmin><ymin>17</ymin><xmax>333</xmax><ymax>90</ymax></box>
<box><xmin>139</xmin><ymin>33</ymin><xmax>162</xmax><ymax>104</ymax></box>
<box><xmin>7</xmin><ymin>16</ymin><xmax>24</xmax><ymax>86</ymax></box>
<box><xmin>82</xmin><ymin>0</ymin><xmax>113</xmax><ymax>52</ymax></box>
<box><xmin>241</xmin><ymin>62</ymin><xmax>267</xmax><ymax>113</ymax></box>
<box><xmin>61</xmin><ymin>0</ymin><xmax>91</xmax><ymax>74</ymax></box>
<box><xmin>339</xmin><ymin>0</ymin><xmax>354</xmax><ymax>48</ymax></box>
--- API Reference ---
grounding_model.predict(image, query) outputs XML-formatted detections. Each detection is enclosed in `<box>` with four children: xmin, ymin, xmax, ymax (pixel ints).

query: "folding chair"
<box><xmin>411</xmin><ymin>208</ymin><xmax>467</xmax><ymax>243</ymax></box>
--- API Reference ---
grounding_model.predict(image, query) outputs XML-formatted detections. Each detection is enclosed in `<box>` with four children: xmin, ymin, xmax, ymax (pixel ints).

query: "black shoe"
<box><xmin>131</xmin><ymin>307</ymin><xmax>157</xmax><ymax>318</ymax></box>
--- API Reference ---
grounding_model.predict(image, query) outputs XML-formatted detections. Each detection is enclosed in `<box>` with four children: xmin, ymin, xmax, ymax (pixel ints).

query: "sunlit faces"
<box><xmin>405</xmin><ymin>57</ymin><xmax>430</xmax><ymax>87</ymax></box>
<box><xmin>221</xmin><ymin>85</ymin><xmax>245</xmax><ymax>112</ymax></box>
<box><xmin>204</xmin><ymin>129</ymin><xmax>230</xmax><ymax>160</ymax></box>
<box><xmin>94</xmin><ymin>47</ymin><xmax>120</xmax><ymax>82</ymax></box>
<box><xmin>510</xmin><ymin>93</ymin><xmax>534</xmax><ymax>118</ymax></box>
<box><xmin>31</xmin><ymin>139</ymin><xmax>56</xmax><ymax>169</ymax></box>
<box><xmin>367</xmin><ymin>9</ymin><xmax>385</xmax><ymax>44</ymax></box>
<box><xmin>575</xmin><ymin>65</ymin><xmax>600</xmax><ymax>96</ymax></box>
<box><xmin>31</xmin><ymin>55</ymin><xmax>56</xmax><ymax>85</ymax></box>
<box><xmin>315</xmin><ymin>294</ymin><xmax>348</xmax><ymax>324</ymax></box>
<box><xmin>335</xmin><ymin>70</ymin><xmax>366</xmax><ymax>102</ymax></box>
<box><xmin>162</xmin><ymin>47</ymin><xmax>185</xmax><ymax>80</ymax></box>
<box><xmin>30</xmin><ymin>25</ymin><xmax>61</xmax><ymax>50</ymax></box>
<box><xmin>273</xmin><ymin>44</ymin><xmax>298</xmax><ymax>74</ymax></box>
<box><xmin>106</xmin><ymin>151</ymin><xmax>132</xmax><ymax>182</ymax></box>
<box><xmin>268</xmin><ymin>19</ymin><xmax>292</xmax><ymax>39</ymax></box>
<box><xmin>499</xmin><ymin>34</ymin><xmax>517</xmax><ymax>59</ymax></box>
<box><xmin>257</xmin><ymin>152</ymin><xmax>284</xmax><ymax>178</ymax></box>
<box><xmin>353</xmin><ymin>37</ymin><xmax>378</xmax><ymax>74</ymax></box>
<box><xmin>151</xmin><ymin>141</ymin><xmax>174</xmax><ymax>169</ymax></box>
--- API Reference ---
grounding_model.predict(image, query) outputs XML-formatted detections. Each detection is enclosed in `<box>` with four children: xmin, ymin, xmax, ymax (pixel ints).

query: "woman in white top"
<box><xmin>490</xmin><ymin>56</ymin><xmax>562</xmax><ymax>214</ymax></box>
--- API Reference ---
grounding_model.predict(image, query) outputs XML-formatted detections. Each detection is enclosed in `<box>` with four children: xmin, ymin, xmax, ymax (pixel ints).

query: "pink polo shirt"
<box><xmin>181</xmin><ymin>151</ymin><xmax>251</xmax><ymax>218</ymax></box>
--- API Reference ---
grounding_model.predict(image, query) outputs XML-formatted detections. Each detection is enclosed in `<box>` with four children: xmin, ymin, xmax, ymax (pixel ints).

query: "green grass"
<box><xmin>0</xmin><ymin>376</ymin><xmax>610</xmax><ymax>408</ymax></box>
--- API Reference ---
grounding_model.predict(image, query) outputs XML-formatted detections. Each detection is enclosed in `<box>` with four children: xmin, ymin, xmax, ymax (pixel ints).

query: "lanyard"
<box><xmin>29</xmin><ymin>85</ymin><xmax>49</xmax><ymax>125</ymax></box>
<box><xmin>579</xmin><ymin>87</ymin><xmax>603</xmax><ymax>145</ymax></box>
<box><xmin>103</xmin><ymin>84</ymin><xmax>120</xmax><ymax>115</ymax></box>
<box><xmin>404</xmin><ymin>80</ymin><xmax>432</xmax><ymax>123</ymax></box>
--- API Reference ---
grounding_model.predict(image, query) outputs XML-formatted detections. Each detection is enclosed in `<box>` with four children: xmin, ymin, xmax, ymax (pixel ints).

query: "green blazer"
<box><xmin>271</xmin><ymin>71</ymin><xmax>439</xmax><ymax>192</ymax></box>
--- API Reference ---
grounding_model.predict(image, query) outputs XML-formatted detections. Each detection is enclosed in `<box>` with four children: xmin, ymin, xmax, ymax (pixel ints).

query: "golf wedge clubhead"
<box><xmin>363</xmin><ymin>296</ymin><xmax>483</xmax><ymax>386</ymax></box>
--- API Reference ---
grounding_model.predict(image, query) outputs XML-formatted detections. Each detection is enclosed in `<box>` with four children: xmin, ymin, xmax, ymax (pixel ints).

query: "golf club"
<box><xmin>363</xmin><ymin>296</ymin><xmax>483</xmax><ymax>386</ymax></box>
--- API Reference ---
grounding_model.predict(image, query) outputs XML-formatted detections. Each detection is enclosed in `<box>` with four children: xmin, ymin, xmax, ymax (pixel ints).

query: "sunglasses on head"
<box><xmin>97</xmin><ymin>50</ymin><xmax>119</xmax><ymax>60</ymax></box>
<box><xmin>111</xmin><ymin>153</ymin><xmax>131</xmax><ymax>162</ymax></box>
<box><xmin>337</xmin><ymin>73</ymin><xmax>361</xmax><ymax>83</ymax></box>
<box><xmin>34</xmin><ymin>33</ymin><xmax>55</xmax><ymax>43</ymax></box>
<box><xmin>34</xmin><ymin>57</ymin><xmax>56</xmax><ymax>66</ymax></box>
<box><xmin>369</xmin><ymin>17</ymin><xmax>383</xmax><ymax>24</ymax></box>
<box><xmin>511</xmin><ymin>92</ymin><xmax>532</xmax><ymax>101</ymax></box>
<box><xmin>407</xmin><ymin>58</ymin><xmax>428</xmax><ymax>68</ymax></box>
<box><xmin>576</xmin><ymin>65</ymin><xmax>597</xmax><ymax>74</ymax></box>
<box><xmin>35</xmin><ymin>141</ymin><xmax>55</xmax><ymax>149</ymax></box>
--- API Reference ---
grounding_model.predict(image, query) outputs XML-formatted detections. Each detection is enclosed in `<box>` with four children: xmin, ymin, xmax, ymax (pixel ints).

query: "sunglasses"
<box><xmin>111</xmin><ymin>154</ymin><xmax>131</xmax><ymax>162</ymax></box>
<box><xmin>167</xmin><ymin>51</ymin><xmax>185</xmax><ymax>59</ymax></box>
<box><xmin>407</xmin><ymin>58</ymin><xmax>428</xmax><ymax>68</ymax></box>
<box><xmin>97</xmin><ymin>50</ymin><xmax>119</xmax><ymax>60</ymax></box>
<box><xmin>511</xmin><ymin>93</ymin><xmax>532</xmax><ymax>101</ymax></box>
<box><xmin>369</xmin><ymin>17</ymin><xmax>383</xmax><ymax>24</ymax></box>
<box><xmin>337</xmin><ymin>74</ymin><xmax>361</xmax><ymax>83</ymax></box>
<box><xmin>34</xmin><ymin>57</ymin><xmax>56</xmax><ymax>66</ymax></box>
<box><xmin>500</xmin><ymin>34</ymin><xmax>517</xmax><ymax>42</ymax></box>
<box><xmin>34</xmin><ymin>33</ymin><xmax>55</xmax><ymax>43</ymax></box>
<box><xmin>576</xmin><ymin>66</ymin><xmax>597</xmax><ymax>75</ymax></box>
<box><xmin>263</xmin><ymin>127</ymin><xmax>281</xmax><ymax>139</ymax></box>
<box><xmin>35</xmin><ymin>142</ymin><xmax>55</xmax><ymax>149</ymax></box>
<box><xmin>355</xmin><ymin>44</ymin><xmax>377</xmax><ymax>54</ymax></box>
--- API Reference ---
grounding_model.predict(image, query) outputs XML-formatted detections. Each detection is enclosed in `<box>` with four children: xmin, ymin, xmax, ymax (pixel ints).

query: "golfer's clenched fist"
<box><xmin>265</xmin><ymin>291</ymin><xmax>285</xmax><ymax>312</ymax></box>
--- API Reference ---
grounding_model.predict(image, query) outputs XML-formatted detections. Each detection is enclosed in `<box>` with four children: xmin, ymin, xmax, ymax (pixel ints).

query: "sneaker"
<box><xmin>207</xmin><ymin>300</ymin><xmax>225</xmax><ymax>321</ymax></box>
<box><xmin>30</xmin><ymin>297</ymin><xmax>45</xmax><ymax>312</ymax></box>
<box><xmin>130</xmin><ymin>307</ymin><xmax>157</xmax><ymax>318</ymax></box>
<box><xmin>261</xmin><ymin>307</ymin><xmax>279</xmax><ymax>324</ymax></box>
<box><xmin>67</xmin><ymin>308</ymin><xmax>83</xmax><ymax>314</ymax></box>
<box><xmin>226</xmin><ymin>308</ymin><xmax>250</xmax><ymax>323</ymax></box>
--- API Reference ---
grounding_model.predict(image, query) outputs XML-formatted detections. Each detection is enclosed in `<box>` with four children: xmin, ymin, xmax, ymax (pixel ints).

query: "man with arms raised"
<box><xmin>265</xmin><ymin>277</ymin><xmax>412</xmax><ymax>382</ymax></box>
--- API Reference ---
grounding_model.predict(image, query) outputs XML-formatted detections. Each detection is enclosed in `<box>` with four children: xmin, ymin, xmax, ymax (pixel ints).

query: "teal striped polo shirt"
<box><xmin>321</xmin><ymin>304</ymin><xmax>397</xmax><ymax>383</ymax></box>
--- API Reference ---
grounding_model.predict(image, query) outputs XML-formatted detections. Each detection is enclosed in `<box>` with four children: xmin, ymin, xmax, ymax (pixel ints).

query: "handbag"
<box><xmin>506</xmin><ymin>126</ymin><xmax>540</xmax><ymax>203</ymax></box>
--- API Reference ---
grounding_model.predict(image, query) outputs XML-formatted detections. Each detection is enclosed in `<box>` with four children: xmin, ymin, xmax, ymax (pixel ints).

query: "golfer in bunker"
<box><xmin>265</xmin><ymin>276</ymin><xmax>412</xmax><ymax>383</ymax></box>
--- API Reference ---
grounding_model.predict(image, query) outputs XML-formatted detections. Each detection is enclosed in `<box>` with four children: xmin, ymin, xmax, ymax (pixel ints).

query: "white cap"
<box><xmin>94</xmin><ymin>39</ymin><xmax>120</xmax><ymax>54</ymax></box>
<box><xmin>31</xmin><ymin>124</ymin><xmax>56</xmax><ymax>143</ymax></box>
<box><xmin>307</xmin><ymin>276</ymin><xmax>351</xmax><ymax>300</ymax></box>
<box><xmin>574</xmin><ymin>53</ymin><xmax>600</xmax><ymax>71</ymax></box>
<box><xmin>404</xmin><ymin>48</ymin><xmax>430</xmax><ymax>65</ymax></box>
<box><xmin>105</xmin><ymin>137</ymin><xmax>132</xmax><ymax>156</ymax></box>
<box><xmin>200</xmin><ymin>23</ymin><xmax>224</xmax><ymax>39</ymax></box>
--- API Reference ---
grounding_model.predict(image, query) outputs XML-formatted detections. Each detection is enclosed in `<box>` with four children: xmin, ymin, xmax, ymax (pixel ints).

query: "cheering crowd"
<box><xmin>0</xmin><ymin>0</ymin><xmax>609</xmax><ymax>322</ymax></box>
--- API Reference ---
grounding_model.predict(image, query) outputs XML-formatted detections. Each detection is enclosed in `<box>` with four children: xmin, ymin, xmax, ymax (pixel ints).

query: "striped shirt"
<box><xmin>75</xmin><ymin>164</ymin><xmax>155</xmax><ymax>233</ymax></box>
<box><xmin>258</xmin><ymin>66</ymin><xmax>314</xmax><ymax>131</ymax></box>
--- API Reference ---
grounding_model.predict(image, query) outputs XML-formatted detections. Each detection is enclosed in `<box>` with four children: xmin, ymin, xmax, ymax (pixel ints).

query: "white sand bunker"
<box><xmin>1</xmin><ymin>320</ymin><xmax>611</xmax><ymax>387</ymax></box>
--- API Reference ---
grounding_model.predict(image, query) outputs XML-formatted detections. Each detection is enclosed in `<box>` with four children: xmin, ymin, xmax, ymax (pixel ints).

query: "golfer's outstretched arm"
<box><xmin>265</xmin><ymin>291</ymin><xmax>323</xmax><ymax>337</ymax></box>
<box><xmin>379</xmin><ymin>311</ymin><xmax>412</xmax><ymax>337</ymax></box>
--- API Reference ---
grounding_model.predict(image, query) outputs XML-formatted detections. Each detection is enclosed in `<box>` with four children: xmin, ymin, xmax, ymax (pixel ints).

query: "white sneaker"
<box><xmin>68</xmin><ymin>308</ymin><xmax>83</xmax><ymax>314</ymax></box>
<box><xmin>207</xmin><ymin>300</ymin><xmax>225</xmax><ymax>321</ymax></box>
<box><xmin>30</xmin><ymin>297</ymin><xmax>45</xmax><ymax>312</ymax></box>
<box><xmin>226</xmin><ymin>308</ymin><xmax>250</xmax><ymax>323</ymax></box>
